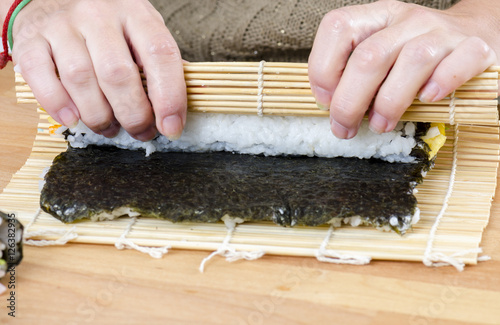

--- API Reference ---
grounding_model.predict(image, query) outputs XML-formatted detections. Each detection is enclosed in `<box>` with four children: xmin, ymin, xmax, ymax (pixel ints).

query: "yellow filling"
<box><xmin>421</xmin><ymin>123</ymin><xmax>447</xmax><ymax>160</ymax></box>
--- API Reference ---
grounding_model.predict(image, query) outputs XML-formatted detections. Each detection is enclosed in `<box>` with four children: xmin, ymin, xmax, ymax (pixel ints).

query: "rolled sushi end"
<box><xmin>0</xmin><ymin>211</ymin><xmax>24</xmax><ymax>278</ymax></box>
<box><xmin>0</xmin><ymin>259</ymin><xmax>6</xmax><ymax>280</ymax></box>
<box><xmin>0</xmin><ymin>259</ymin><xmax>6</xmax><ymax>294</ymax></box>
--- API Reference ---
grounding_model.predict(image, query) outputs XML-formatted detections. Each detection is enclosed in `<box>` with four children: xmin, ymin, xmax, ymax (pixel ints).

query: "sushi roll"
<box><xmin>0</xmin><ymin>211</ymin><xmax>23</xmax><ymax>294</ymax></box>
<box><xmin>40</xmin><ymin>114</ymin><xmax>446</xmax><ymax>234</ymax></box>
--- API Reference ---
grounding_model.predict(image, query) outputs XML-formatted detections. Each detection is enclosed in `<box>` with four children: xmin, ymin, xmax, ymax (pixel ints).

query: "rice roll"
<box><xmin>63</xmin><ymin>114</ymin><xmax>444</xmax><ymax>163</ymax></box>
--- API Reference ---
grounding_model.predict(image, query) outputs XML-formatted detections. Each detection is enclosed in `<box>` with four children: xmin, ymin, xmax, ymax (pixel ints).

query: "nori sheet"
<box><xmin>40</xmin><ymin>144</ymin><xmax>431</xmax><ymax>234</ymax></box>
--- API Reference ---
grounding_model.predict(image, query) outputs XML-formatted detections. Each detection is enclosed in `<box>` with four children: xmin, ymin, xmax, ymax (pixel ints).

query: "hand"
<box><xmin>308</xmin><ymin>0</ymin><xmax>499</xmax><ymax>139</ymax></box>
<box><xmin>11</xmin><ymin>0</ymin><xmax>187</xmax><ymax>141</ymax></box>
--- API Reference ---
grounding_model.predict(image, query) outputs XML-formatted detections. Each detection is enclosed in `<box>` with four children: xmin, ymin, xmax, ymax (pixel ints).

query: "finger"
<box><xmin>308</xmin><ymin>9</ymin><xmax>357</xmax><ymax>110</ymax></box>
<box><xmin>13</xmin><ymin>38</ymin><xmax>80</xmax><ymax>127</ymax></box>
<box><xmin>127</xmin><ymin>8</ymin><xmax>187</xmax><ymax>140</ymax></box>
<box><xmin>329</xmin><ymin>29</ymin><xmax>407</xmax><ymax>139</ymax></box>
<box><xmin>308</xmin><ymin>4</ymin><xmax>389</xmax><ymax>111</ymax></box>
<box><xmin>49</xmin><ymin>29</ymin><xmax>120</xmax><ymax>138</ymax></box>
<box><xmin>84</xmin><ymin>21</ymin><xmax>157</xmax><ymax>141</ymax></box>
<box><xmin>419</xmin><ymin>36</ymin><xmax>497</xmax><ymax>102</ymax></box>
<box><xmin>370</xmin><ymin>30</ymin><xmax>459</xmax><ymax>133</ymax></box>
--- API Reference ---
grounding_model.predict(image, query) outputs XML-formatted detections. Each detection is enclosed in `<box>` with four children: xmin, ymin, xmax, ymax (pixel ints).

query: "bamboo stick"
<box><xmin>453</xmin><ymin>92</ymin><xmax>498</xmax><ymax>99</ymax></box>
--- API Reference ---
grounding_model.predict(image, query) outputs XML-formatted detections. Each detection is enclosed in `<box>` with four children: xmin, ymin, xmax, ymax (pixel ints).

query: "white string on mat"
<box><xmin>23</xmin><ymin>208</ymin><xmax>78</xmax><ymax>246</ymax></box>
<box><xmin>424</xmin><ymin>249</ymin><xmax>484</xmax><ymax>271</ymax></box>
<box><xmin>477</xmin><ymin>255</ymin><xmax>491</xmax><ymax>262</ymax></box>
<box><xmin>422</xmin><ymin>124</ymin><xmax>480</xmax><ymax>272</ymax></box>
<box><xmin>115</xmin><ymin>216</ymin><xmax>170</xmax><ymax>259</ymax></box>
<box><xmin>449</xmin><ymin>90</ymin><xmax>456</xmax><ymax>125</ymax></box>
<box><xmin>315</xmin><ymin>224</ymin><xmax>372</xmax><ymax>265</ymax></box>
<box><xmin>23</xmin><ymin>207</ymin><xmax>42</xmax><ymax>231</ymax></box>
<box><xmin>256</xmin><ymin>60</ymin><xmax>266</xmax><ymax>117</ymax></box>
<box><xmin>199</xmin><ymin>216</ymin><xmax>265</xmax><ymax>272</ymax></box>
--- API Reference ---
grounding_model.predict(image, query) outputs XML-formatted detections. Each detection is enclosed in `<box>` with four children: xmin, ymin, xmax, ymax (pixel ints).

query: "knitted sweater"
<box><xmin>149</xmin><ymin>0</ymin><xmax>461</xmax><ymax>61</ymax></box>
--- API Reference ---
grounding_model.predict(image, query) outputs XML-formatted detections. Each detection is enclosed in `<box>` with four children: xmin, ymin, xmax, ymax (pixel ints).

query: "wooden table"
<box><xmin>0</xmin><ymin>63</ymin><xmax>499</xmax><ymax>325</ymax></box>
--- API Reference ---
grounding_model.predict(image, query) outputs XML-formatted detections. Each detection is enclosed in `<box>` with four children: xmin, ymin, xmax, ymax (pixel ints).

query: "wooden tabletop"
<box><xmin>0</xmin><ymin>63</ymin><xmax>499</xmax><ymax>325</ymax></box>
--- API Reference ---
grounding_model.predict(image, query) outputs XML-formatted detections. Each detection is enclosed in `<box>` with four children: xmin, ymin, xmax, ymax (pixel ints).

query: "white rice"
<box><xmin>64</xmin><ymin>113</ymin><xmax>421</xmax><ymax>163</ymax></box>
<box><xmin>88</xmin><ymin>207</ymin><xmax>141</xmax><ymax>222</ymax></box>
<box><xmin>326</xmin><ymin>208</ymin><xmax>419</xmax><ymax>233</ymax></box>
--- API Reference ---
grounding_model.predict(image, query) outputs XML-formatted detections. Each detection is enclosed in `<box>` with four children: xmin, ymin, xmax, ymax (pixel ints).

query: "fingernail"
<box><xmin>330</xmin><ymin>118</ymin><xmax>355</xmax><ymax>139</ymax></box>
<box><xmin>419</xmin><ymin>80</ymin><xmax>440</xmax><ymax>103</ymax></box>
<box><xmin>311</xmin><ymin>85</ymin><xmax>332</xmax><ymax>111</ymax></box>
<box><xmin>101</xmin><ymin>120</ymin><xmax>121</xmax><ymax>138</ymax></box>
<box><xmin>162</xmin><ymin>114</ymin><xmax>183</xmax><ymax>140</ymax></box>
<box><xmin>316</xmin><ymin>102</ymin><xmax>329</xmax><ymax>111</ymax></box>
<box><xmin>369</xmin><ymin>112</ymin><xmax>389</xmax><ymax>134</ymax></box>
<box><xmin>57</xmin><ymin>107</ymin><xmax>79</xmax><ymax>128</ymax></box>
<box><xmin>133</xmin><ymin>126</ymin><xmax>158</xmax><ymax>142</ymax></box>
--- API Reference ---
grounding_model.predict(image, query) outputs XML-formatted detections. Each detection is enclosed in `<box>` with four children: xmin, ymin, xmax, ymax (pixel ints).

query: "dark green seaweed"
<box><xmin>41</xmin><ymin>144</ymin><xmax>431</xmax><ymax>234</ymax></box>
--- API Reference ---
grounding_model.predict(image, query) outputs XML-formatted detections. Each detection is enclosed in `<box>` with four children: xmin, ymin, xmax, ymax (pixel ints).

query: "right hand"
<box><xmin>308</xmin><ymin>0</ymin><xmax>498</xmax><ymax>140</ymax></box>
<box><xmin>12</xmin><ymin>0</ymin><xmax>187</xmax><ymax>141</ymax></box>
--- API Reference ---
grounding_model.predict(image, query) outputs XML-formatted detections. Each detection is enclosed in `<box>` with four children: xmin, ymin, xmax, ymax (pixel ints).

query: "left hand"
<box><xmin>308</xmin><ymin>0</ymin><xmax>499</xmax><ymax>139</ymax></box>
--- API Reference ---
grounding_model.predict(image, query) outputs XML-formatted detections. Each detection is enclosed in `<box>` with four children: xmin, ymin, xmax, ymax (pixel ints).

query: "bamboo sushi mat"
<box><xmin>1</xmin><ymin>110</ymin><xmax>499</xmax><ymax>271</ymax></box>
